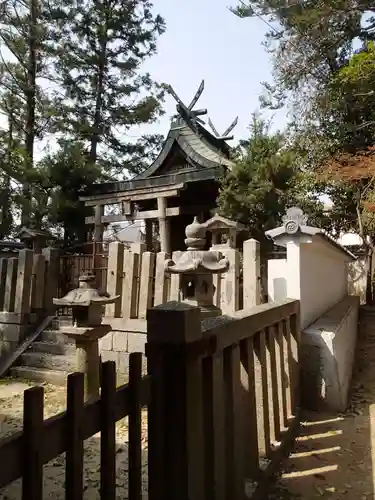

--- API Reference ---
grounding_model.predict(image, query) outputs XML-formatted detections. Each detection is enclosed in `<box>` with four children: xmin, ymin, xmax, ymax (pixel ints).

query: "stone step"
<box><xmin>10</xmin><ymin>366</ymin><xmax>70</xmax><ymax>386</ymax></box>
<box><xmin>20</xmin><ymin>352</ymin><xmax>76</xmax><ymax>372</ymax></box>
<box><xmin>40</xmin><ymin>329</ymin><xmax>75</xmax><ymax>344</ymax></box>
<box><xmin>28</xmin><ymin>341</ymin><xmax>76</xmax><ymax>356</ymax></box>
<box><xmin>57</xmin><ymin>315</ymin><xmax>74</xmax><ymax>327</ymax></box>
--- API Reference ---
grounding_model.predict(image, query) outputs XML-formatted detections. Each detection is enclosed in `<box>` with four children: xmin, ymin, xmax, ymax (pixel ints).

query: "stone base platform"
<box><xmin>99</xmin><ymin>318</ymin><xmax>147</xmax><ymax>374</ymax></box>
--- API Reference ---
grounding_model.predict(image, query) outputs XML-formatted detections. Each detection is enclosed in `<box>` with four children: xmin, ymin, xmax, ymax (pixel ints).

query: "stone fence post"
<box><xmin>146</xmin><ymin>302</ymin><xmax>205</xmax><ymax>500</ymax></box>
<box><xmin>243</xmin><ymin>239</ymin><xmax>261</xmax><ymax>308</ymax></box>
<box><xmin>42</xmin><ymin>247</ymin><xmax>59</xmax><ymax>315</ymax></box>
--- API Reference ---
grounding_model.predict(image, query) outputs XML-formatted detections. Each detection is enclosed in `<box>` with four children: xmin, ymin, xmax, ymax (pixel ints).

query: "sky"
<box><xmin>136</xmin><ymin>0</ymin><xmax>288</xmax><ymax>143</ymax></box>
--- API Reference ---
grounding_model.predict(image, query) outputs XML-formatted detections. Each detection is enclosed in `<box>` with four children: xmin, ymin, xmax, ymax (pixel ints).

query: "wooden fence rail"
<box><xmin>0</xmin><ymin>299</ymin><xmax>300</xmax><ymax>500</ymax></box>
<box><xmin>146</xmin><ymin>298</ymin><xmax>300</xmax><ymax>500</ymax></box>
<box><xmin>0</xmin><ymin>353</ymin><xmax>149</xmax><ymax>499</ymax></box>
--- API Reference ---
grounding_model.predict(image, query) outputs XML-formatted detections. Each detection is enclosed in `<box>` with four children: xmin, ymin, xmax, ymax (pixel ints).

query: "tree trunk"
<box><xmin>22</xmin><ymin>0</ymin><xmax>38</xmax><ymax>227</ymax></box>
<box><xmin>88</xmin><ymin>33</ymin><xmax>107</xmax><ymax>165</ymax></box>
<box><xmin>0</xmin><ymin>109</ymin><xmax>15</xmax><ymax>239</ymax></box>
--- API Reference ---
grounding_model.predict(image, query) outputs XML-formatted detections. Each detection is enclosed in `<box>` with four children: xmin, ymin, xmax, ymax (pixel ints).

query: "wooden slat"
<box><xmin>223</xmin><ymin>345</ymin><xmax>243</xmax><ymax>500</ymax></box>
<box><xmin>282</xmin><ymin>319</ymin><xmax>292</xmax><ymax>420</ymax></box>
<box><xmin>100</xmin><ymin>361</ymin><xmax>117</xmax><ymax>500</ymax></box>
<box><xmin>203</xmin><ymin>299</ymin><xmax>300</xmax><ymax>351</ymax></box>
<box><xmin>202</xmin><ymin>354</ymin><xmax>226</xmax><ymax>500</ymax></box>
<box><xmin>202</xmin><ymin>356</ymin><xmax>215</xmax><ymax>499</ymax></box>
<box><xmin>268</xmin><ymin>326</ymin><xmax>281</xmax><ymax>442</ymax></box>
<box><xmin>128</xmin><ymin>353</ymin><xmax>143</xmax><ymax>500</ymax></box>
<box><xmin>0</xmin><ymin>258</ymin><xmax>7</xmax><ymax>309</ymax></box>
<box><xmin>4</xmin><ymin>258</ymin><xmax>17</xmax><ymax>312</ymax></box>
<box><xmin>0</xmin><ymin>376</ymin><xmax>151</xmax><ymax>489</ymax></box>
<box><xmin>22</xmin><ymin>386</ymin><xmax>44</xmax><ymax>500</ymax></box>
<box><xmin>254</xmin><ymin>330</ymin><xmax>271</xmax><ymax>457</ymax></box>
<box><xmin>81</xmin><ymin>184</ymin><xmax>184</xmax><ymax>205</ymax></box>
<box><xmin>65</xmin><ymin>372</ymin><xmax>85</xmax><ymax>500</ymax></box>
<box><xmin>288</xmin><ymin>313</ymin><xmax>300</xmax><ymax>413</ymax></box>
<box><xmin>147</xmin><ymin>347</ymin><xmax>166</xmax><ymax>500</ymax></box>
<box><xmin>240</xmin><ymin>337</ymin><xmax>259</xmax><ymax>478</ymax></box>
<box><xmin>277</xmin><ymin>321</ymin><xmax>289</xmax><ymax>429</ymax></box>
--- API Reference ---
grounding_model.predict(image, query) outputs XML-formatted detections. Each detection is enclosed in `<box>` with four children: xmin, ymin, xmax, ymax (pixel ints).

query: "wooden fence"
<box><xmin>58</xmin><ymin>242</ymin><xmax>109</xmax><ymax>298</ymax></box>
<box><xmin>0</xmin><ymin>298</ymin><xmax>300</xmax><ymax>499</ymax></box>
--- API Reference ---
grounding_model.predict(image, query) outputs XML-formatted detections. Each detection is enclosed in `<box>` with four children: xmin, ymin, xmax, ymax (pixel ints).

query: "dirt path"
<box><xmin>0</xmin><ymin>378</ymin><xmax>148</xmax><ymax>500</ymax></box>
<box><xmin>269</xmin><ymin>309</ymin><xmax>375</xmax><ymax>499</ymax></box>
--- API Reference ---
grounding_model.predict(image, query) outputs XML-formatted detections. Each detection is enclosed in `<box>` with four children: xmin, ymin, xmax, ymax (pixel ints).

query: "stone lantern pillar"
<box><xmin>165</xmin><ymin>217</ymin><xmax>229</xmax><ymax>318</ymax></box>
<box><xmin>53</xmin><ymin>272</ymin><xmax>119</xmax><ymax>399</ymax></box>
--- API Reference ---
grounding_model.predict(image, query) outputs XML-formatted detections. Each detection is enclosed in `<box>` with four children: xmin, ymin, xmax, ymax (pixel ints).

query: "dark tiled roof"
<box><xmin>82</xmin><ymin>119</ymin><xmax>234</xmax><ymax>197</ymax></box>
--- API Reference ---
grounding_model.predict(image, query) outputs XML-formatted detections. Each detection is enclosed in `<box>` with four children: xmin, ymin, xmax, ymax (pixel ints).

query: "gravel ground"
<box><xmin>268</xmin><ymin>310</ymin><xmax>375</xmax><ymax>499</ymax></box>
<box><xmin>2</xmin><ymin>308</ymin><xmax>374</xmax><ymax>500</ymax></box>
<box><xmin>0</xmin><ymin>378</ymin><xmax>148</xmax><ymax>500</ymax></box>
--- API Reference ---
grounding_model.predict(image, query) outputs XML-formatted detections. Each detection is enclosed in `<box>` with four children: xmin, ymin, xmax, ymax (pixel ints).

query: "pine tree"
<box><xmin>0</xmin><ymin>0</ymin><xmax>59</xmax><ymax>226</ymax></box>
<box><xmin>218</xmin><ymin>114</ymin><xmax>325</xmax><ymax>243</ymax></box>
<box><xmin>49</xmin><ymin>0</ymin><xmax>166</xmax><ymax>177</ymax></box>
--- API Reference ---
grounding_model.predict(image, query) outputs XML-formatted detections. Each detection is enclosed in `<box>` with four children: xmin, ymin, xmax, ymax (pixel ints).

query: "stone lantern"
<box><xmin>53</xmin><ymin>272</ymin><xmax>119</xmax><ymax>399</ymax></box>
<box><xmin>204</xmin><ymin>213</ymin><xmax>246</xmax><ymax>249</ymax></box>
<box><xmin>18</xmin><ymin>226</ymin><xmax>52</xmax><ymax>254</ymax></box>
<box><xmin>165</xmin><ymin>217</ymin><xmax>229</xmax><ymax>318</ymax></box>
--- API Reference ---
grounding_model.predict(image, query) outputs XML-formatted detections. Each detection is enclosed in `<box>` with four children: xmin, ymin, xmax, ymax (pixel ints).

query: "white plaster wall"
<box><xmin>299</xmin><ymin>240</ymin><xmax>348</xmax><ymax>328</ymax></box>
<box><xmin>301</xmin><ymin>296</ymin><xmax>359</xmax><ymax>412</ymax></box>
<box><xmin>267</xmin><ymin>259</ymin><xmax>287</xmax><ymax>302</ymax></box>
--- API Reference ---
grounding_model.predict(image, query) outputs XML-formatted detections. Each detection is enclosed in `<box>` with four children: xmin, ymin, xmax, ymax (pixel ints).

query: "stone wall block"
<box><xmin>99</xmin><ymin>332</ymin><xmax>113</xmax><ymax>351</ymax></box>
<box><xmin>112</xmin><ymin>331</ymin><xmax>128</xmax><ymax>352</ymax></box>
<box><xmin>127</xmin><ymin>332</ymin><xmax>146</xmax><ymax>353</ymax></box>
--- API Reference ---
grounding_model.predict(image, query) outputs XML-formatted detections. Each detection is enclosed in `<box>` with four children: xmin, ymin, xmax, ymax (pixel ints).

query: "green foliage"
<box><xmin>0</xmin><ymin>0</ymin><xmax>165</xmax><ymax>239</ymax></box>
<box><xmin>218</xmin><ymin>114</ymin><xmax>325</xmax><ymax>245</ymax></box>
<box><xmin>232</xmin><ymin>0</ymin><xmax>375</xmax><ymax>241</ymax></box>
<box><xmin>48</xmin><ymin>0</ymin><xmax>166</xmax><ymax>176</ymax></box>
<box><xmin>36</xmin><ymin>141</ymin><xmax>104</xmax><ymax>244</ymax></box>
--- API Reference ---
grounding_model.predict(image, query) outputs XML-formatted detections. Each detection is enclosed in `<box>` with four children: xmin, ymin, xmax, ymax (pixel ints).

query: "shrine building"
<box><xmin>80</xmin><ymin>81</ymin><xmax>237</xmax><ymax>252</ymax></box>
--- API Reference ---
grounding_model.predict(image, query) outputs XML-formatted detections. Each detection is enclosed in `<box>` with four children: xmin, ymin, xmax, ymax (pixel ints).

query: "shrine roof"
<box><xmin>82</xmin><ymin>120</ymin><xmax>234</xmax><ymax>197</ymax></box>
<box><xmin>136</xmin><ymin>119</ymin><xmax>234</xmax><ymax>180</ymax></box>
<box><xmin>81</xmin><ymin>80</ymin><xmax>237</xmax><ymax>198</ymax></box>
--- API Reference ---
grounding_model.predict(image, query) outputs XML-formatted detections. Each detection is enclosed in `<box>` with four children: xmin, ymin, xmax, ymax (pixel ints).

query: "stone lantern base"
<box><xmin>61</xmin><ymin>324</ymin><xmax>111</xmax><ymax>399</ymax></box>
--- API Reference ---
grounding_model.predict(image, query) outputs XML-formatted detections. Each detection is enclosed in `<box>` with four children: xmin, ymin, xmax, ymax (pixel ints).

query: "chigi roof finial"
<box><xmin>166</xmin><ymin>80</ymin><xmax>207</xmax><ymax>129</ymax></box>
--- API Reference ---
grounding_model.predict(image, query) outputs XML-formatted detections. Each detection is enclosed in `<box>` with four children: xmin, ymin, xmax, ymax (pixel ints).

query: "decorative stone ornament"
<box><xmin>165</xmin><ymin>217</ymin><xmax>229</xmax><ymax>318</ymax></box>
<box><xmin>282</xmin><ymin>207</ymin><xmax>308</xmax><ymax>235</ymax></box>
<box><xmin>53</xmin><ymin>272</ymin><xmax>119</xmax><ymax>327</ymax></box>
<box><xmin>53</xmin><ymin>272</ymin><xmax>119</xmax><ymax>399</ymax></box>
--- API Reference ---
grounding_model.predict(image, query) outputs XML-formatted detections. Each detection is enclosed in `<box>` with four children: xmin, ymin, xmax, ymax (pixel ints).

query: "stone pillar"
<box><xmin>243</xmin><ymin>239</ymin><xmax>261</xmax><ymax>308</ymax></box>
<box><xmin>219</xmin><ymin>248</ymin><xmax>240</xmax><ymax>314</ymax></box>
<box><xmin>93</xmin><ymin>204</ymin><xmax>104</xmax><ymax>242</ymax></box>
<box><xmin>145</xmin><ymin>219</ymin><xmax>153</xmax><ymax>251</ymax></box>
<box><xmin>42</xmin><ymin>247</ymin><xmax>59</xmax><ymax>315</ymax></box>
<box><xmin>106</xmin><ymin>242</ymin><xmax>124</xmax><ymax>318</ymax></box>
<box><xmin>76</xmin><ymin>337</ymin><xmax>101</xmax><ymax>399</ymax></box>
<box><xmin>157</xmin><ymin>197</ymin><xmax>170</xmax><ymax>254</ymax></box>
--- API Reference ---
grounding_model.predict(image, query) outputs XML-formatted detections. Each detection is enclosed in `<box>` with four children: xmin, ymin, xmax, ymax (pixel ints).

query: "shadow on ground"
<box><xmin>269</xmin><ymin>307</ymin><xmax>375</xmax><ymax>499</ymax></box>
